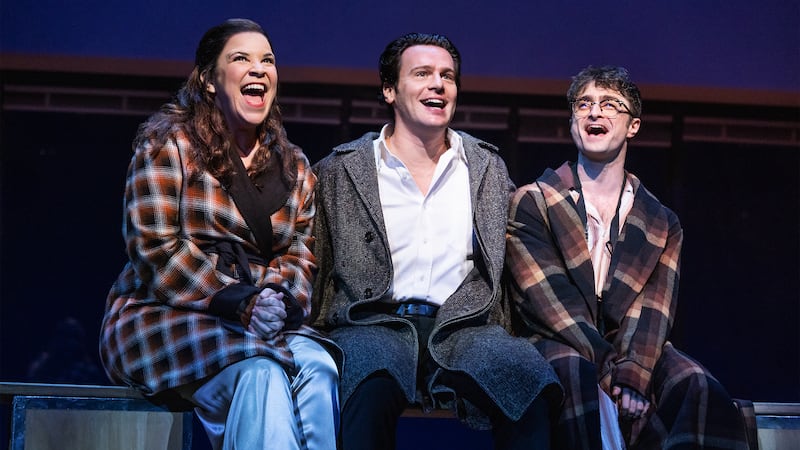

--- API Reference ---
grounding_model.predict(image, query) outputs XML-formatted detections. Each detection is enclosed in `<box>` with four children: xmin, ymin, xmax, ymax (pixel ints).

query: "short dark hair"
<box><xmin>567</xmin><ymin>66</ymin><xmax>642</xmax><ymax>118</ymax></box>
<box><xmin>378</xmin><ymin>32</ymin><xmax>461</xmax><ymax>107</ymax></box>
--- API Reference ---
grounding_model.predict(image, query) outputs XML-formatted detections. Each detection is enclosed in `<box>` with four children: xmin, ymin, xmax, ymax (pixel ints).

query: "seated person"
<box><xmin>311</xmin><ymin>32</ymin><xmax>561</xmax><ymax>450</ymax></box>
<box><xmin>506</xmin><ymin>65</ymin><xmax>749</xmax><ymax>449</ymax></box>
<box><xmin>99</xmin><ymin>18</ymin><xmax>340</xmax><ymax>450</ymax></box>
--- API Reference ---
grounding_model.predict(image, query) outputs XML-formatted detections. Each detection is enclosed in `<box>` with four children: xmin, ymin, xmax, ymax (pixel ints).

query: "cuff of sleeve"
<box><xmin>209</xmin><ymin>283</ymin><xmax>260</xmax><ymax>322</ymax></box>
<box><xmin>236</xmin><ymin>294</ymin><xmax>257</xmax><ymax>329</ymax></box>
<box><xmin>612</xmin><ymin>359</ymin><xmax>651</xmax><ymax>396</ymax></box>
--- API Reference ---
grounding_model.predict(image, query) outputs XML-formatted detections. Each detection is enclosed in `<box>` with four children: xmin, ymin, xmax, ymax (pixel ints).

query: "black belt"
<box><xmin>375</xmin><ymin>300</ymin><xmax>439</xmax><ymax>317</ymax></box>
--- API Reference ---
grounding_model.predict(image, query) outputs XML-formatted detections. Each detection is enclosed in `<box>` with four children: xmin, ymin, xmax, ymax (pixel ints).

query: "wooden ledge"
<box><xmin>0</xmin><ymin>382</ymin><xmax>143</xmax><ymax>402</ymax></box>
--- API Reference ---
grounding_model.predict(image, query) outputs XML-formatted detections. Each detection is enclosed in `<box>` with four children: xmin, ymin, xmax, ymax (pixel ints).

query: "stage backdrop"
<box><xmin>1</xmin><ymin>0</ymin><xmax>798</xmax><ymax>93</ymax></box>
<box><xmin>0</xmin><ymin>4</ymin><xmax>798</xmax><ymax>448</ymax></box>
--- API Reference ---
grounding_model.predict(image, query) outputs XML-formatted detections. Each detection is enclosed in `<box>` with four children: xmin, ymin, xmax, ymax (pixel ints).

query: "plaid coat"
<box><xmin>311</xmin><ymin>132</ymin><xmax>560</xmax><ymax>428</ymax></box>
<box><xmin>100</xmin><ymin>128</ymin><xmax>337</xmax><ymax>396</ymax></box>
<box><xmin>506</xmin><ymin>162</ymin><xmax>682</xmax><ymax>397</ymax></box>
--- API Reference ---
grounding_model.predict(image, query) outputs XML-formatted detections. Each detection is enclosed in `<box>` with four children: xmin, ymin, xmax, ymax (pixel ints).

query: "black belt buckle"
<box><xmin>394</xmin><ymin>302</ymin><xmax>439</xmax><ymax>317</ymax></box>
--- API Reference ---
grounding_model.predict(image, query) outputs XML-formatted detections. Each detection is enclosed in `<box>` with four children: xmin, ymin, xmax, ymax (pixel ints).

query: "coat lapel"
<box><xmin>602</xmin><ymin>175</ymin><xmax>670</xmax><ymax>322</ymax></box>
<box><xmin>538</xmin><ymin>163</ymin><xmax>598</xmax><ymax>316</ymax></box>
<box><xmin>461</xmin><ymin>133</ymin><xmax>505</xmax><ymax>283</ymax></box>
<box><xmin>339</xmin><ymin>137</ymin><xmax>387</xmax><ymax>232</ymax></box>
<box><xmin>464</xmin><ymin>138</ymin><xmax>489</xmax><ymax>205</ymax></box>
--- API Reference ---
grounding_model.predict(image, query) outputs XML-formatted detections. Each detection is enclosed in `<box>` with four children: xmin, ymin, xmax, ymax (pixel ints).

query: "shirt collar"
<box><xmin>373</xmin><ymin>124</ymin><xmax>466</xmax><ymax>169</ymax></box>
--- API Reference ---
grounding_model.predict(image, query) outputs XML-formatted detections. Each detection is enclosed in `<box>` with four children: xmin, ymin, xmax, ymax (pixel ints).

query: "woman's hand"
<box><xmin>612</xmin><ymin>385</ymin><xmax>650</xmax><ymax>421</ymax></box>
<box><xmin>247</xmin><ymin>288</ymin><xmax>287</xmax><ymax>340</ymax></box>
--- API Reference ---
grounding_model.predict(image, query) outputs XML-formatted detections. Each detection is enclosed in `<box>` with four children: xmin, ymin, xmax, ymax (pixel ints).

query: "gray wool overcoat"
<box><xmin>311</xmin><ymin>131</ymin><xmax>561</xmax><ymax>428</ymax></box>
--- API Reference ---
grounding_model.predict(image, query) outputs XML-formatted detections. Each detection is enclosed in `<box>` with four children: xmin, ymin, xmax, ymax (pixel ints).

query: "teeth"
<box><xmin>422</xmin><ymin>99</ymin><xmax>445</xmax><ymax>107</ymax></box>
<box><xmin>241</xmin><ymin>84</ymin><xmax>265</xmax><ymax>94</ymax></box>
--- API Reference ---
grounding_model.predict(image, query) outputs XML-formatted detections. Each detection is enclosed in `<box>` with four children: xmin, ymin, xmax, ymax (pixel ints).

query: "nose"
<box><xmin>588</xmin><ymin>102</ymin><xmax>604</xmax><ymax>117</ymax></box>
<box><xmin>429</xmin><ymin>73</ymin><xmax>444</xmax><ymax>92</ymax></box>
<box><xmin>249</xmin><ymin>62</ymin><xmax>267</xmax><ymax>77</ymax></box>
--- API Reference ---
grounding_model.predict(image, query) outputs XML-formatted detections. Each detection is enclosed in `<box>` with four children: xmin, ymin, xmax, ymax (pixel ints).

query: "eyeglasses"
<box><xmin>571</xmin><ymin>98</ymin><xmax>632</xmax><ymax>119</ymax></box>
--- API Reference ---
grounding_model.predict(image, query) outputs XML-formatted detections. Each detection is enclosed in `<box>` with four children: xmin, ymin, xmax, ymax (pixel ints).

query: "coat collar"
<box><xmin>336</xmin><ymin>132</ymin><xmax>385</xmax><ymax>224</ymax></box>
<box><xmin>334</xmin><ymin>130</ymin><xmax>495</xmax><ymax>229</ymax></box>
<box><xmin>603</xmin><ymin>175</ymin><xmax>671</xmax><ymax>321</ymax></box>
<box><xmin>537</xmin><ymin>163</ymin><xmax>597</xmax><ymax>307</ymax></box>
<box><xmin>537</xmin><ymin>162</ymin><xmax>671</xmax><ymax>323</ymax></box>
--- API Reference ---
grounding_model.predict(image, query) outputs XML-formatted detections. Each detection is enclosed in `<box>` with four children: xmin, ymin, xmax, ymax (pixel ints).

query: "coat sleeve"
<box><xmin>610</xmin><ymin>210</ymin><xmax>683</xmax><ymax>396</ymax></box>
<box><xmin>124</xmin><ymin>138</ymin><xmax>240</xmax><ymax>311</ymax></box>
<box><xmin>506</xmin><ymin>185</ymin><xmax>616</xmax><ymax>370</ymax></box>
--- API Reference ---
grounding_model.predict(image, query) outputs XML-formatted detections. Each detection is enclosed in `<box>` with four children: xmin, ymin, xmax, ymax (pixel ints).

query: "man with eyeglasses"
<box><xmin>506</xmin><ymin>66</ymin><xmax>749</xmax><ymax>449</ymax></box>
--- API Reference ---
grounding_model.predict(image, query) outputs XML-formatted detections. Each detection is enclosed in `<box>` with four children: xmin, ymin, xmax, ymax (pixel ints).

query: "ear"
<box><xmin>382</xmin><ymin>83</ymin><xmax>395</xmax><ymax>105</ymax></box>
<box><xmin>626</xmin><ymin>117</ymin><xmax>641</xmax><ymax>139</ymax></box>
<box><xmin>200</xmin><ymin>73</ymin><xmax>215</xmax><ymax>94</ymax></box>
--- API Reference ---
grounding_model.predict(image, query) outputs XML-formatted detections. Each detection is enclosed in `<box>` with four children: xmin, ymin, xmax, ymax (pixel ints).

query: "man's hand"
<box><xmin>247</xmin><ymin>288</ymin><xmax>287</xmax><ymax>340</ymax></box>
<box><xmin>612</xmin><ymin>385</ymin><xmax>650</xmax><ymax>420</ymax></box>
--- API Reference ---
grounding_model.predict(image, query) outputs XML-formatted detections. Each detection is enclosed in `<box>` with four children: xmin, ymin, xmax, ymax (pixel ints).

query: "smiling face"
<box><xmin>206</xmin><ymin>31</ymin><xmax>277</xmax><ymax>136</ymax></box>
<box><xmin>382</xmin><ymin>45</ymin><xmax>457</xmax><ymax>136</ymax></box>
<box><xmin>570</xmin><ymin>81</ymin><xmax>641</xmax><ymax>163</ymax></box>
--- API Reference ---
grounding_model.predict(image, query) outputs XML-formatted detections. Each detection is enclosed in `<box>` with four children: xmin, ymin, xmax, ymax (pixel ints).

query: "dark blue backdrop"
<box><xmin>2</xmin><ymin>0</ymin><xmax>798</xmax><ymax>92</ymax></box>
<box><xmin>0</xmin><ymin>2</ymin><xmax>798</xmax><ymax>449</ymax></box>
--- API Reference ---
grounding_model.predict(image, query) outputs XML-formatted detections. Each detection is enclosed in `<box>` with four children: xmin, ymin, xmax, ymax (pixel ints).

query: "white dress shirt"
<box><xmin>571</xmin><ymin>175</ymin><xmax>635</xmax><ymax>297</ymax></box>
<box><xmin>373</xmin><ymin>125</ymin><xmax>474</xmax><ymax>306</ymax></box>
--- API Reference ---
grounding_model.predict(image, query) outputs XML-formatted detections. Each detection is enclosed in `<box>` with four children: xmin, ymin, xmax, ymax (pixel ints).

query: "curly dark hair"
<box><xmin>567</xmin><ymin>65</ymin><xmax>642</xmax><ymax>118</ymax></box>
<box><xmin>134</xmin><ymin>18</ymin><xmax>298</xmax><ymax>186</ymax></box>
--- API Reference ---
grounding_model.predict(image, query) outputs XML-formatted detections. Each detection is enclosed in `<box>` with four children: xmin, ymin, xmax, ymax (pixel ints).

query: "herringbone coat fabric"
<box><xmin>311</xmin><ymin>131</ymin><xmax>561</xmax><ymax>428</ymax></box>
<box><xmin>100</xmin><ymin>128</ymin><xmax>337</xmax><ymax>396</ymax></box>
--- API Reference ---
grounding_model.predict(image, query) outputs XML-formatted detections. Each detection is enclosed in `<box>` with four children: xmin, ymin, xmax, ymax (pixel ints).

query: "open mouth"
<box><xmin>421</xmin><ymin>98</ymin><xmax>446</xmax><ymax>109</ymax></box>
<box><xmin>241</xmin><ymin>83</ymin><xmax>266</xmax><ymax>105</ymax></box>
<box><xmin>586</xmin><ymin>124</ymin><xmax>608</xmax><ymax>136</ymax></box>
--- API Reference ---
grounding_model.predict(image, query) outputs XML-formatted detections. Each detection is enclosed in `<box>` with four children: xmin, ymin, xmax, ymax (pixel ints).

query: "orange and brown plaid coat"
<box><xmin>100</xmin><ymin>128</ymin><xmax>331</xmax><ymax>395</ymax></box>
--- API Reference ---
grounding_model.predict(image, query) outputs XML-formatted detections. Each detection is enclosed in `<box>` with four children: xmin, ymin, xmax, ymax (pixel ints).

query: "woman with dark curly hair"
<box><xmin>99</xmin><ymin>18</ymin><xmax>339</xmax><ymax>450</ymax></box>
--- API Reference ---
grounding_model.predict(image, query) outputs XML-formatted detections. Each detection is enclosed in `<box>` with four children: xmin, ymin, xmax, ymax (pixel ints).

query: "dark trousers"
<box><xmin>339</xmin><ymin>315</ymin><xmax>551</xmax><ymax>450</ymax></box>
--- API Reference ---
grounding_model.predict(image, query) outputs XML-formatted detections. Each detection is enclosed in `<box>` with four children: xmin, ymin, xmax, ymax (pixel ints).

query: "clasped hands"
<box><xmin>612</xmin><ymin>385</ymin><xmax>650</xmax><ymax>421</ymax></box>
<box><xmin>247</xmin><ymin>287</ymin><xmax>287</xmax><ymax>340</ymax></box>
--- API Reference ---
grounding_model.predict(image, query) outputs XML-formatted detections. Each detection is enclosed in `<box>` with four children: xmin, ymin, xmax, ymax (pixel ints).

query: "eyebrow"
<box><xmin>226</xmin><ymin>51</ymin><xmax>275</xmax><ymax>60</ymax></box>
<box><xmin>406</xmin><ymin>64</ymin><xmax>434</xmax><ymax>72</ymax></box>
<box><xmin>407</xmin><ymin>64</ymin><xmax>455</xmax><ymax>73</ymax></box>
<box><xmin>577</xmin><ymin>94</ymin><xmax>624</xmax><ymax>102</ymax></box>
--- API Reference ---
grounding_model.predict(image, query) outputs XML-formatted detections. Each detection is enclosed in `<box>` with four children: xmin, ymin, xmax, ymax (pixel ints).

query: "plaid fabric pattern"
<box><xmin>100</xmin><ymin>128</ymin><xmax>321</xmax><ymax>395</ymax></box>
<box><xmin>635</xmin><ymin>343</ymin><xmax>749</xmax><ymax>449</ymax></box>
<box><xmin>508</xmin><ymin>162</ymin><xmax>680</xmax><ymax>395</ymax></box>
<box><xmin>507</xmin><ymin>162</ymin><xmax>748</xmax><ymax>448</ymax></box>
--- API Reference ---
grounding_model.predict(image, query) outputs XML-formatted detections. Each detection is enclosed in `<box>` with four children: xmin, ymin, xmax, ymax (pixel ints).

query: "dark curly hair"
<box><xmin>134</xmin><ymin>18</ymin><xmax>298</xmax><ymax>186</ymax></box>
<box><xmin>567</xmin><ymin>65</ymin><xmax>642</xmax><ymax>118</ymax></box>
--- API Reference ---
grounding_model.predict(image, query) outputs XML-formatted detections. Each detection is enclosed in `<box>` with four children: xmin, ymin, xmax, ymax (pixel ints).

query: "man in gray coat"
<box><xmin>311</xmin><ymin>32</ymin><xmax>561</xmax><ymax>450</ymax></box>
